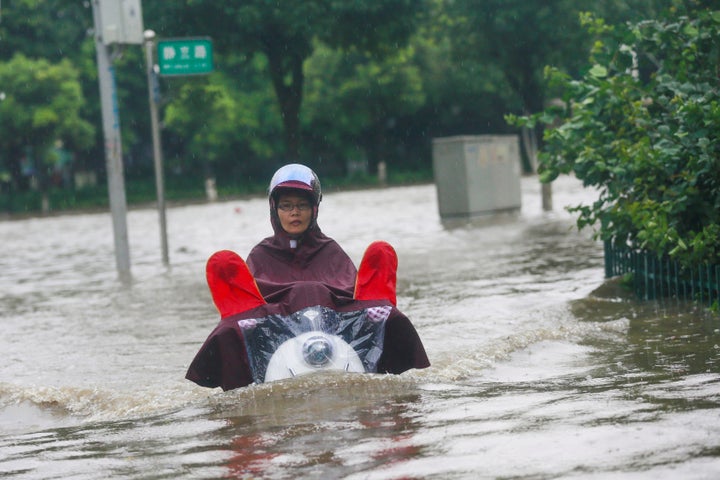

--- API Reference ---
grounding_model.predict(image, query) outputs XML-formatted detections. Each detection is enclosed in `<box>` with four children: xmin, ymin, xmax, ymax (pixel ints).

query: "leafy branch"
<box><xmin>509</xmin><ymin>10</ymin><xmax>720</xmax><ymax>267</ymax></box>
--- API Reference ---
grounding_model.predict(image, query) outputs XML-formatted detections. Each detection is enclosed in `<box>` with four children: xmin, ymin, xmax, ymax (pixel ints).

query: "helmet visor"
<box><xmin>269</xmin><ymin>164</ymin><xmax>321</xmax><ymax>204</ymax></box>
<box><xmin>270</xmin><ymin>164</ymin><xmax>317</xmax><ymax>193</ymax></box>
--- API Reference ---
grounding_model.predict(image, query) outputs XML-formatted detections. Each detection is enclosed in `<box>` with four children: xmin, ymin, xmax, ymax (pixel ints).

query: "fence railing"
<box><xmin>604</xmin><ymin>240</ymin><xmax>720</xmax><ymax>306</ymax></box>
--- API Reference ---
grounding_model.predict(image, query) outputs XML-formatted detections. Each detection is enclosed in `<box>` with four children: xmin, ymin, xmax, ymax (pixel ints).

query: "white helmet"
<box><xmin>269</xmin><ymin>163</ymin><xmax>322</xmax><ymax>206</ymax></box>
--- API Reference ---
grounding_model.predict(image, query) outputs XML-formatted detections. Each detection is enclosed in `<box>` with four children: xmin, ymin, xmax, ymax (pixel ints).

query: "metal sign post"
<box><xmin>91</xmin><ymin>0</ymin><xmax>145</xmax><ymax>280</ymax></box>
<box><xmin>144</xmin><ymin>29</ymin><xmax>169</xmax><ymax>267</ymax></box>
<box><xmin>92</xmin><ymin>0</ymin><xmax>133</xmax><ymax>282</ymax></box>
<box><xmin>138</xmin><ymin>35</ymin><xmax>214</xmax><ymax>267</ymax></box>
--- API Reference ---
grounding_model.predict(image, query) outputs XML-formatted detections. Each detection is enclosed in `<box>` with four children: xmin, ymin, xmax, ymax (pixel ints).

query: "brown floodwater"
<box><xmin>1</xmin><ymin>175</ymin><xmax>719</xmax><ymax>479</ymax></box>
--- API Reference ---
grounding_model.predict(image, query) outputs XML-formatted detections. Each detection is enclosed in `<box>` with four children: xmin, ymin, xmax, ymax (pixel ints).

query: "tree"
<box><xmin>0</xmin><ymin>0</ymin><xmax>89</xmax><ymax>63</ymax></box>
<box><xmin>303</xmin><ymin>43</ymin><xmax>426</xmax><ymax>173</ymax></box>
<box><xmin>152</xmin><ymin>0</ymin><xmax>427</xmax><ymax>161</ymax></box>
<box><xmin>445</xmin><ymin>0</ymin><xmax>588</xmax><ymax>171</ymax></box>
<box><xmin>0</xmin><ymin>54</ymin><xmax>94</xmax><ymax>194</ymax></box>
<box><xmin>511</xmin><ymin>9</ymin><xmax>720</xmax><ymax>266</ymax></box>
<box><xmin>446</xmin><ymin>0</ymin><xmax>665</xmax><ymax>172</ymax></box>
<box><xmin>390</xmin><ymin>7</ymin><xmax>521</xmax><ymax>172</ymax></box>
<box><xmin>162</xmin><ymin>61</ymin><xmax>281</xmax><ymax>182</ymax></box>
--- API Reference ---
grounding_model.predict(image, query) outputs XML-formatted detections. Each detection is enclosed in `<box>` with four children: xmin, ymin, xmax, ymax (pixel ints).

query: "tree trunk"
<box><xmin>520</xmin><ymin>124</ymin><xmax>538</xmax><ymax>173</ymax></box>
<box><xmin>6</xmin><ymin>146</ymin><xmax>28</xmax><ymax>191</ymax></box>
<box><xmin>265</xmin><ymin>45</ymin><xmax>304</xmax><ymax>161</ymax></box>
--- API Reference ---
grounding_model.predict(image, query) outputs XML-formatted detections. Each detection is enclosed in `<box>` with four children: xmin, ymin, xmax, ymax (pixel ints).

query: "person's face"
<box><xmin>276</xmin><ymin>193</ymin><xmax>313</xmax><ymax>236</ymax></box>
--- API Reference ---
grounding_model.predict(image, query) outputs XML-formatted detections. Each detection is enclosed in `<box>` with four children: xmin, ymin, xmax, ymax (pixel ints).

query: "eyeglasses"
<box><xmin>277</xmin><ymin>202</ymin><xmax>312</xmax><ymax>212</ymax></box>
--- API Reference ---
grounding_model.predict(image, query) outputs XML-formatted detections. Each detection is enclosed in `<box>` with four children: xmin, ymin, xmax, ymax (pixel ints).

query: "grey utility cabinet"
<box><xmin>432</xmin><ymin>135</ymin><xmax>522</xmax><ymax>219</ymax></box>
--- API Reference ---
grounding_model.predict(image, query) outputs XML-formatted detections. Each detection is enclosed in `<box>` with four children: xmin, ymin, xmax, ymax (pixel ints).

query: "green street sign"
<box><xmin>157</xmin><ymin>37</ymin><xmax>213</xmax><ymax>76</ymax></box>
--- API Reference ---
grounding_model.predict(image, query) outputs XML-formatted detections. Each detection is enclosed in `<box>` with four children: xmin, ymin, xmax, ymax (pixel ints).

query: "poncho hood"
<box><xmin>247</xmin><ymin>220</ymin><xmax>358</xmax><ymax>302</ymax></box>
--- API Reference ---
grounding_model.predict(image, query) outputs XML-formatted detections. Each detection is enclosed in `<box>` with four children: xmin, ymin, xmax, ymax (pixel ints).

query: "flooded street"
<box><xmin>2</xmin><ymin>175</ymin><xmax>720</xmax><ymax>479</ymax></box>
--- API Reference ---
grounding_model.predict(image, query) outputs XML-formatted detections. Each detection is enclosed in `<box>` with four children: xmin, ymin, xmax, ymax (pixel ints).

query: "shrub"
<box><xmin>509</xmin><ymin>10</ymin><xmax>720</xmax><ymax>267</ymax></box>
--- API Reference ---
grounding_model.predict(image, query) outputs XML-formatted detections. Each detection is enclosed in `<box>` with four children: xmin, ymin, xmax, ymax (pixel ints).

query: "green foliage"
<box><xmin>303</xmin><ymin>43</ymin><xmax>425</xmax><ymax>168</ymax></box>
<box><xmin>0</xmin><ymin>54</ymin><xmax>94</xmax><ymax>188</ymax></box>
<box><xmin>160</xmin><ymin>51</ymin><xmax>284</xmax><ymax>182</ymax></box>
<box><xmin>160</xmin><ymin>0</ymin><xmax>427</xmax><ymax>160</ymax></box>
<box><xmin>510</xmin><ymin>10</ymin><xmax>720</xmax><ymax>266</ymax></box>
<box><xmin>444</xmin><ymin>0</ymin><xmax>664</xmax><ymax>172</ymax></box>
<box><xmin>620</xmin><ymin>272</ymin><xmax>635</xmax><ymax>290</ymax></box>
<box><xmin>1</xmin><ymin>0</ymin><xmax>685</xmax><ymax>216</ymax></box>
<box><xmin>0</xmin><ymin>0</ymin><xmax>90</xmax><ymax>62</ymax></box>
<box><xmin>710</xmin><ymin>300</ymin><xmax>720</xmax><ymax>314</ymax></box>
<box><xmin>447</xmin><ymin>0</ymin><xmax>597</xmax><ymax>113</ymax></box>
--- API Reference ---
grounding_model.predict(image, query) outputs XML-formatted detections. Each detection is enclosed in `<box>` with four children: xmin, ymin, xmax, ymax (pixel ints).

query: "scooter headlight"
<box><xmin>302</xmin><ymin>335</ymin><xmax>334</xmax><ymax>367</ymax></box>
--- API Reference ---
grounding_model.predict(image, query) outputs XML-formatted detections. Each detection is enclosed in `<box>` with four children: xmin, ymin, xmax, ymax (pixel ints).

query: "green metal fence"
<box><xmin>604</xmin><ymin>240</ymin><xmax>720</xmax><ymax>306</ymax></box>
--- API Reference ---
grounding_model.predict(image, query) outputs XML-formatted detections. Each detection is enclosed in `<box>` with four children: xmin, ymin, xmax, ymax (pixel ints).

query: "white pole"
<box><xmin>92</xmin><ymin>0</ymin><xmax>131</xmax><ymax>282</ymax></box>
<box><xmin>144</xmin><ymin>29</ymin><xmax>169</xmax><ymax>266</ymax></box>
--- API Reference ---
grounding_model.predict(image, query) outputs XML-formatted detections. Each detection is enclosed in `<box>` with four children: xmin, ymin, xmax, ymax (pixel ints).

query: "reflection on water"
<box><xmin>573</xmin><ymin>279</ymin><xmax>720</xmax><ymax>377</ymax></box>
<box><xmin>218</xmin><ymin>376</ymin><xmax>425</xmax><ymax>478</ymax></box>
<box><xmin>2</xmin><ymin>175</ymin><xmax>720</xmax><ymax>479</ymax></box>
<box><xmin>626</xmin><ymin>308</ymin><xmax>720</xmax><ymax>376</ymax></box>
